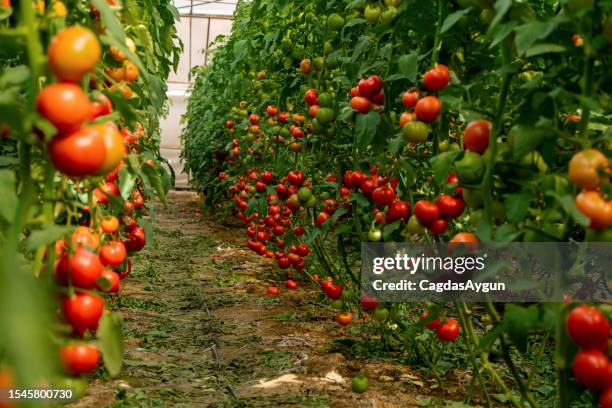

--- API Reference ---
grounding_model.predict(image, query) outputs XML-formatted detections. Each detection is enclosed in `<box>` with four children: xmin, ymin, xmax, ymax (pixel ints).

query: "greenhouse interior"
<box><xmin>0</xmin><ymin>0</ymin><xmax>610</xmax><ymax>407</ymax></box>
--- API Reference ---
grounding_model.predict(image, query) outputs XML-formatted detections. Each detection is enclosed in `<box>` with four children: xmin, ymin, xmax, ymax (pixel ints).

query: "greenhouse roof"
<box><xmin>173</xmin><ymin>0</ymin><xmax>238</xmax><ymax>17</ymax></box>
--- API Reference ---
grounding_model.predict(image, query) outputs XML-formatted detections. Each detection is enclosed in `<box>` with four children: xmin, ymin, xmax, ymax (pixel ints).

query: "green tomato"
<box><xmin>324</xmin><ymin>41</ymin><xmax>334</xmax><ymax>55</ymax></box>
<box><xmin>313</xmin><ymin>57</ymin><xmax>325</xmax><ymax>70</ymax></box>
<box><xmin>518</xmin><ymin>151</ymin><xmax>548</xmax><ymax>176</ymax></box>
<box><xmin>303</xmin><ymin>195</ymin><xmax>318</xmax><ymax>209</ymax></box>
<box><xmin>463</xmin><ymin>188</ymin><xmax>484</xmax><ymax>209</ymax></box>
<box><xmin>305</xmin><ymin>12</ymin><xmax>317</xmax><ymax>23</ymax></box>
<box><xmin>368</xmin><ymin>228</ymin><xmax>382</xmax><ymax>242</ymax></box>
<box><xmin>316</xmin><ymin>107</ymin><xmax>335</xmax><ymax>125</ymax></box>
<box><xmin>297</xmin><ymin>187</ymin><xmax>313</xmax><ymax>203</ymax></box>
<box><xmin>311</xmin><ymin>119</ymin><xmax>326</xmax><ymax>134</ymax></box>
<box><xmin>52</xmin><ymin>377</ymin><xmax>88</xmax><ymax>399</ymax></box>
<box><xmin>318</xmin><ymin>92</ymin><xmax>334</xmax><ymax>108</ymax></box>
<box><xmin>373</xmin><ymin>306</ymin><xmax>389</xmax><ymax>322</ymax></box>
<box><xmin>455</xmin><ymin>151</ymin><xmax>485</xmax><ymax>184</ymax></box>
<box><xmin>327</xmin><ymin>13</ymin><xmax>345</xmax><ymax>31</ymax></box>
<box><xmin>449</xmin><ymin>142</ymin><xmax>461</xmax><ymax>151</ymax></box>
<box><xmin>280</xmin><ymin>128</ymin><xmax>290</xmax><ymax>138</ymax></box>
<box><xmin>364</xmin><ymin>5</ymin><xmax>381</xmax><ymax>23</ymax></box>
<box><xmin>291</xmin><ymin>48</ymin><xmax>302</xmax><ymax>60</ymax></box>
<box><xmin>351</xmin><ymin>375</ymin><xmax>369</xmax><ymax>393</ymax></box>
<box><xmin>381</xmin><ymin>6</ymin><xmax>398</xmax><ymax>24</ymax></box>
<box><xmin>402</xmin><ymin>121</ymin><xmax>430</xmax><ymax>144</ymax></box>
<box><xmin>341</xmin><ymin>288</ymin><xmax>355</xmax><ymax>301</ymax></box>
<box><xmin>439</xmin><ymin>140</ymin><xmax>449</xmax><ymax>152</ymax></box>
<box><xmin>245</xmin><ymin>133</ymin><xmax>256</xmax><ymax>143</ymax></box>
<box><xmin>326</xmin><ymin>55</ymin><xmax>339</xmax><ymax>69</ymax></box>
<box><xmin>405</xmin><ymin>215</ymin><xmax>425</xmax><ymax>234</ymax></box>
<box><xmin>384</xmin><ymin>0</ymin><xmax>400</xmax><ymax>6</ymax></box>
<box><xmin>330</xmin><ymin>299</ymin><xmax>344</xmax><ymax>310</ymax></box>
<box><xmin>326</xmin><ymin>126</ymin><xmax>336</xmax><ymax>137</ymax></box>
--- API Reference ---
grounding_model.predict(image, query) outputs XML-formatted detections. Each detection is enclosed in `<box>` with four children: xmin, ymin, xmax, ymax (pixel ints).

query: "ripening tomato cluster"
<box><xmin>568</xmin><ymin>149</ymin><xmax>612</xmax><ymax>231</ymax></box>
<box><xmin>349</xmin><ymin>75</ymin><xmax>385</xmax><ymax>114</ymax></box>
<box><xmin>566</xmin><ymin>305</ymin><xmax>612</xmax><ymax>407</ymax></box>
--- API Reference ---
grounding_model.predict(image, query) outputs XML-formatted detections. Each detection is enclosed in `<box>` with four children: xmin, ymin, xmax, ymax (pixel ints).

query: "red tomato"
<box><xmin>567</xmin><ymin>305</ymin><xmax>610</xmax><ymax>350</ymax></box>
<box><xmin>421</xmin><ymin>309</ymin><xmax>442</xmax><ymax>330</ymax></box>
<box><xmin>97</xmin><ymin>269</ymin><xmax>120</xmax><ymax>293</ymax></box>
<box><xmin>415</xmin><ymin>96</ymin><xmax>441</xmax><ymax>123</ymax></box>
<box><xmin>71</xmin><ymin>226</ymin><xmax>100</xmax><ymax>250</ymax></box>
<box><xmin>55</xmin><ymin>246</ymin><xmax>104</xmax><ymax>289</ymax></box>
<box><xmin>90</xmin><ymin>93</ymin><xmax>113</xmax><ymax>119</ymax></box>
<box><xmin>37</xmin><ymin>83</ymin><xmax>92</xmax><ymax>134</ymax></box>
<box><xmin>568</xmin><ymin>149</ymin><xmax>609</xmax><ymax>190</ymax></box>
<box><xmin>49</xmin><ymin>125</ymin><xmax>106</xmax><ymax>177</ymax></box>
<box><xmin>358</xmin><ymin>75</ymin><xmax>383</xmax><ymax>98</ymax></box>
<box><xmin>414</xmin><ymin>200</ymin><xmax>439</xmax><ymax>225</ymax></box>
<box><xmin>321</xmin><ymin>280</ymin><xmax>343</xmax><ymax>299</ymax></box>
<box><xmin>449</xmin><ymin>232</ymin><xmax>479</xmax><ymax>243</ymax></box>
<box><xmin>463</xmin><ymin>119</ymin><xmax>492</xmax><ymax>154</ymax></box>
<box><xmin>124</xmin><ymin>226</ymin><xmax>146</xmax><ymax>252</ymax></box>
<box><xmin>436</xmin><ymin>195</ymin><xmax>465</xmax><ymax>219</ymax></box>
<box><xmin>436</xmin><ymin>318</ymin><xmax>460</xmax><ymax>341</ymax></box>
<box><xmin>249</xmin><ymin>113</ymin><xmax>260</xmax><ymax>125</ymax></box>
<box><xmin>267</xmin><ymin>287</ymin><xmax>280</xmax><ymax>296</ymax></box>
<box><xmin>99</xmin><ymin>241</ymin><xmax>127</xmax><ymax>266</ymax></box>
<box><xmin>402</xmin><ymin>91</ymin><xmax>420</xmax><ymax>109</ymax></box>
<box><xmin>575</xmin><ymin>191</ymin><xmax>612</xmax><ymax>230</ymax></box>
<box><xmin>287</xmin><ymin>170</ymin><xmax>305</xmax><ymax>186</ymax></box>
<box><xmin>351</xmin><ymin>96</ymin><xmax>371</xmax><ymax>114</ymax></box>
<box><xmin>48</xmin><ymin>26</ymin><xmax>101</xmax><ymax>82</ymax></box>
<box><xmin>304</xmin><ymin>88</ymin><xmax>318</xmax><ymax>106</ymax></box>
<box><xmin>285</xmin><ymin>279</ymin><xmax>298</xmax><ymax>289</ymax></box>
<box><xmin>101</xmin><ymin>216</ymin><xmax>119</xmax><ymax>234</ymax></box>
<box><xmin>428</xmin><ymin>218</ymin><xmax>448</xmax><ymax>235</ymax></box>
<box><xmin>572</xmin><ymin>349</ymin><xmax>609</xmax><ymax>390</ymax></box>
<box><xmin>371</xmin><ymin>186</ymin><xmax>396</xmax><ymax>206</ymax></box>
<box><xmin>60</xmin><ymin>344</ymin><xmax>100</xmax><ymax>374</ymax></box>
<box><xmin>600</xmin><ymin>388</ymin><xmax>612</xmax><ymax>408</ymax></box>
<box><xmin>360</xmin><ymin>293</ymin><xmax>379</xmax><ymax>311</ymax></box>
<box><xmin>225</xmin><ymin>120</ymin><xmax>234</xmax><ymax>129</ymax></box>
<box><xmin>386</xmin><ymin>200</ymin><xmax>410</xmax><ymax>222</ymax></box>
<box><xmin>308</xmin><ymin>105</ymin><xmax>320</xmax><ymax>118</ymax></box>
<box><xmin>423</xmin><ymin>64</ymin><xmax>450</xmax><ymax>92</ymax></box>
<box><xmin>62</xmin><ymin>293</ymin><xmax>104</xmax><ymax>336</ymax></box>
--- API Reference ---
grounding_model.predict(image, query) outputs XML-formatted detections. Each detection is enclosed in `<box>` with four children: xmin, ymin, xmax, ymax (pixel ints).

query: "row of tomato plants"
<box><xmin>0</xmin><ymin>0</ymin><xmax>179</xmax><ymax>402</ymax></box>
<box><xmin>183</xmin><ymin>0</ymin><xmax>611</xmax><ymax>406</ymax></box>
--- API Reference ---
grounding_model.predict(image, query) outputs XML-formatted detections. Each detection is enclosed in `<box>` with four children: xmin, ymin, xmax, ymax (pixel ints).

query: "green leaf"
<box><xmin>118</xmin><ymin>167</ymin><xmax>137</xmax><ymax>201</ymax></box>
<box><xmin>383</xmin><ymin>220</ymin><xmax>402</xmax><ymax>241</ymax></box>
<box><xmin>494</xmin><ymin>223</ymin><xmax>520</xmax><ymax>243</ymax></box>
<box><xmin>549</xmin><ymin>193</ymin><xmax>590</xmax><ymax>226</ymax></box>
<box><xmin>509</xmin><ymin>124</ymin><xmax>546</xmax><ymax>161</ymax></box>
<box><xmin>304</xmin><ymin>227</ymin><xmax>321</xmax><ymax>244</ymax></box>
<box><xmin>349</xmin><ymin>193</ymin><xmax>370</xmax><ymax>208</ymax></box>
<box><xmin>397</xmin><ymin>53</ymin><xmax>418</xmax><ymax>82</ymax></box>
<box><xmin>0</xmin><ymin>169</ymin><xmax>17</xmax><ymax>223</ymax></box>
<box><xmin>97</xmin><ymin>312</ymin><xmax>124</xmax><ymax>377</ymax></box>
<box><xmin>487</xmin><ymin>0</ymin><xmax>512</xmax><ymax>33</ymax></box>
<box><xmin>476</xmin><ymin>219</ymin><xmax>492</xmax><ymax>243</ymax></box>
<box><xmin>503</xmin><ymin>304</ymin><xmax>537</xmax><ymax>353</ymax></box>
<box><xmin>504</xmin><ymin>192</ymin><xmax>532</xmax><ymax>223</ymax></box>
<box><xmin>441</xmin><ymin>8</ymin><xmax>472</xmax><ymax>34</ymax></box>
<box><xmin>351</xmin><ymin>36</ymin><xmax>370</xmax><ymax>61</ymax></box>
<box><xmin>25</xmin><ymin>225</ymin><xmax>72</xmax><ymax>252</ymax></box>
<box><xmin>354</xmin><ymin>111</ymin><xmax>381</xmax><ymax>150</ymax></box>
<box><xmin>429</xmin><ymin>151</ymin><xmax>462</xmax><ymax>186</ymax></box>
<box><xmin>514</xmin><ymin>21</ymin><xmax>558</xmax><ymax>56</ymax></box>
<box><xmin>525</xmin><ymin>43</ymin><xmax>567</xmax><ymax>57</ymax></box>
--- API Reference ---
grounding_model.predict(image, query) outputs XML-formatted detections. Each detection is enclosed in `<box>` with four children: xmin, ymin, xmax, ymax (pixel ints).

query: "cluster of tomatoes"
<box><xmin>568</xmin><ymin>149</ymin><xmax>612</xmax><ymax>232</ymax></box>
<box><xmin>349</xmin><ymin>75</ymin><xmax>385</xmax><ymax>114</ymax></box>
<box><xmin>566</xmin><ymin>305</ymin><xmax>612</xmax><ymax>407</ymax></box>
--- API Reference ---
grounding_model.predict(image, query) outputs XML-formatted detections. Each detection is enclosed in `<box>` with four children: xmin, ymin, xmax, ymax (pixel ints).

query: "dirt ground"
<box><xmin>69</xmin><ymin>190</ymin><xmax>498</xmax><ymax>408</ymax></box>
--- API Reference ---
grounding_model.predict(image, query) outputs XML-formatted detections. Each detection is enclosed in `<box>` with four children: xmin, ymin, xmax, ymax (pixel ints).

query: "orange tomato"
<box><xmin>105</xmin><ymin>66</ymin><xmax>125</xmax><ymax>82</ymax></box>
<box><xmin>36</xmin><ymin>83</ymin><xmax>92</xmax><ymax>134</ymax></box>
<box><xmin>71</xmin><ymin>226</ymin><xmax>100</xmax><ymax>250</ymax></box>
<box><xmin>336</xmin><ymin>312</ymin><xmax>353</xmax><ymax>326</ymax></box>
<box><xmin>96</xmin><ymin>122</ymin><xmax>126</xmax><ymax>175</ymax></box>
<box><xmin>123</xmin><ymin>60</ymin><xmax>139</xmax><ymax>82</ymax></box>
<box><xmin>48</xmin><ymin>27</ymin><xmax>101</xmax><ymax>82</ymax></box>
<box><xmin>575</xmin><ymin>191</ymin><xmax>612</xmax><ymax>230</ymax></box>
<box><xmin>100</xmin><ymin>216</ymin><xmax>119</xmax><ymax>234</ymax></box>
<box><xmin>49</xmin><ymin>126</ymin><xmax>106</xmax><ymax>177</ymax></box>
<box><xmin>568</xmin><ymin>149</ymin><xmax>609</xmax><ymax>190</ymax></box>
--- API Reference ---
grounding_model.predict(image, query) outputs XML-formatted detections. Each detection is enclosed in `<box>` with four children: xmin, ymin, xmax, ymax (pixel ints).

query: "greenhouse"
<box><xmin>0</xmin><ymin>0</ymin><xmax>610</xmax><ymax>407</ymax></box>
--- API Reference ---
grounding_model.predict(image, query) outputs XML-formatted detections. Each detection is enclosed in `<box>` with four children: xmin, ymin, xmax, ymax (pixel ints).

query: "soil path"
<box><xmin>70</xmin><ymin>191</ymin><xmax>487</xmax><ymax>408</ymax></box>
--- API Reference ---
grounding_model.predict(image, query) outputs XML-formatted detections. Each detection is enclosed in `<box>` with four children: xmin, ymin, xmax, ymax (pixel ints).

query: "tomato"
<box><xmin>106</xmin><ymin>65</ymin><xmax>125</xmax><ymax>81</ymax></box>
<box><xmin>71</xmin><ymin>226</ymin><xmax>100</xmax><ymax>250</ymax></box>
<box><xmin>249</xmin><ymin>113</ymin><xmax>260</xmax><ymax>125</ymax></box>
<box><xmin>359</xmin><ymin>293</ymin><xmax>379</xmax><ymax>311</ymax></box>
<box><xmin>132</xmin><ymin>189</ymin><xmax>144</xmax><ymax>208</ymax></box>
<box><xmin>350</xmin><ymin>171</ymin><xmax>367</xmax><ymax>188</ymax></box>
<box><xmin>402</xmin><ymin>91</ymin><xmax>420</xmax><ymax>109</ymax></box>
<box><xmin>308</xmin><ymin>105</ymin><xmax>319</xmax><ymax>118</ymax></box>
<box><xmin>402</xmin><ymin>120</ymin><xmax>430</xmax><ymax>143</ymax></box>
<box><xmin>48</xmin><ymin>26</ymin><xmax>101</xmax><ymax>82</ymax></box>
<box><xmin>372</xmin><ymin>186</ymin><xmax>396</xmax><ymax>206</ymax></box>
<box><xmin>405</xmin><ymin>215</ymin><xmax>425</xmax><ymax>234</ymax></box>
<box><xmin>351</xmin><ymin>96</ymin><xmax>371</xmax><ymax>113</ymax></box>
<box><xmin>110</xmin><ymin>37</ymin><xmax>136</xmax><ymax>61</ymax></box>
<box><xmin>226</xmin><ymin>120</ymin><xmax>234</xmax><ymax>129</ymax></box>
<box><xmin>575</xmin><ymin>191</ymin><xmax>612</xmax><ymax>230</ymax></box>
<box><xmin>601</xmin><ymin>388</ymin><xmax>612</xmax><ymax>408</ymax></box>
<box><xmin>367</xmin><ymin>228</ymin><xmax>382</xmax><ymax>241</ymax></box>
<box><xmin>327</xmin><ymin>13</ymin><xmax>345</xmax><ymax>31</ymax></box>
<box><xmin>322</xmin><ymin>281</ymin><xmax>343</xmax><ymax>299</ymax></box>
<box><xmin>60</xmin><ymin>344</ymin><xmax>100</xmax><ymax>375</ymax></box>
<box><xmin>414</xmin><ymin>200</ymin><xmax>439</xmax><ymax>225</ymax></box>
<box><xmin>436</xmin><ymin>195</ymin><xmax>465</xmax><ymax>219</ymax></box>
<box><xmin>101</xmin><ymin>216</ymin><xmax>119</xmax><ymax>234</ymax></box>
<box><xmin>572</xmin><ymin>349</ymin><xmax>609</xmax><ymax>390</ymax></box>
<box><xmin>125</xmin><ymin>226</ymin><xmax>146</xmax><ymax>252</ymax></box>
<box><xmin>55</xmin><ymin>246</ymin><xmax>104</xmax><ymax>289</ymax></box>
<box><xmin>97</xmin><ymin>269</ymin><xmax>120</xmax><ymax>293</ymax></box>
<box><xmin>97</xmin><ymin>122</ymin><xmax>126</xmax><ymax>175</ymax></box>
<box><xmin>304</xmin><ymin>88</ymin><xmax>318</xmax><ymax>106</ymax></box>
<box><xmin>90</xmin><ymin>92</ymin><xmax>113</xmax><ymax>119</ymax></box>
<box><xmin>62</xmin><ymin>293</ymin><xmax>104</xmax><ymax>336</ymax></box>
<box><xmin>568</xmin><ymin>149</ymin><xmax>609</xmax><ymax>190</ymax></box>
<box><xmin>287</xmin><ymin>170</ymin><xmax>305</xmax><ymax>186</ymax></box>
<box><xmin>449</xmin><ymin>232</ymin><xmax>479</xmax><ymax>243</ymax></box>
<box><xmin>99</xmin><ymin>241</ymin><xmax>127</xmax><ymax>266</ymax></box>
<box><xmin>373</xmin><ymin>306</ymin><xmax>389</xmax><ymax>322</ymax></box>
<box><xmin>300</xmin><ymin>58</ymin><xmax>311</xmax><ymax>74</ymax></box>
<box><xmin>399</xmin><ymin>111</ymin><xmax>417</xmax><ymax>126</ymax></box>
<box><xmin>423</xmin><ymin>64</ymin><xmax>450</xmax><ymax>92</ymax></box>
<box><xmin>421</xmin><ymin>310</ymin><xmax>442</xmax><ymax>330</ymax></box>
<box><xmin>285</xmin><ymin>279</ymin><xmax>298</xmax><ymax>289</ymax></box>
<box><xmin>267</xmin><ymin>286</ymin><xmax>280</xmax><ymax>296</ymax></box>
<box><xmin>49</xmin><ymin>125</ymin><xmax>106</xmax><ymax>177</ymax></box>
<box><xmin>94</xmin><ymin>181</ymin><xmax>120</xmax><ymax>204</ymax></box>
<box><xmin>358</xmin><ymin>75</ymin><xmax>383</xmax><ymax>98</ymax></box>
<box><xmin>364</xmin><ymin>4</ymin><xmax>382</xmax><ymax>24</ymax></box>
<box><xmin>123</xmin><ymin>60</ymin><xmax>139</xmax><ymax>82</ymax></box>
<box><xmin>415</xmin><ymin>96</ymin><xmax>441</xmax><ymax>123</ymax></box>
<box><xmin>37</xmin><ymin>83</ymin><xmax>92</xmax><ymax>135</ymax></box>
<box><xmin>436</xmin><ymin>318</ymin><xmax>460</xmax><ymax>341</ymax></box>
<box><xmin>463</xmin><ymin>119</ymin><xmax>492</xmax><ymax>154</ymax></box>
<box><xmin>567</xmin><ymin>305</ymin><xmax>610</xmax><ymax>350</ymax></box>
<box><xmin>350</xmin><ymin>375</ymin><xmax>369</xmax><ymax>393</ymax></box>
<box><xmin>455</xmin><ymin>151</ymin><xmax>485</xmax><ymax>184</ymax></box>
<box><xmin>116</xmin><ymin>257</ymin><xmax>132</xmax><ymax>279</ymax></box>
<box><xmin>316</xmin><ymin>107</ymin><xmax>335</xmax><ymax>125</ymax></box>
<box><xmin>336</xmin><ymin>312</ymin><xmax>353</xmax><ymax>326</ymax></box>
<box><xmin>428</xmin><ymin>218</ymin><xmax>448</xmax><ymax>235</ymax></box>
<box><xmin>293</xmin><ymin>226</ymin><xmax>305</xmax><ymax>236</ymax></box>
<box><xmin>386</xmin><ymin>200</ymin><xmax>410</xmax><ymax>222</ymax></box>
